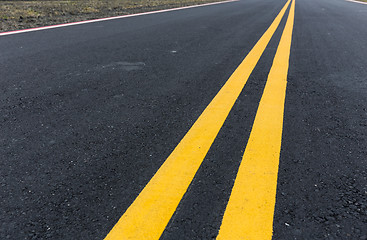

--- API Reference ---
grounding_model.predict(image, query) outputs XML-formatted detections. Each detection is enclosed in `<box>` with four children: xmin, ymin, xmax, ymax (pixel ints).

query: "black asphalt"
<box><xmin>0</xmin><ymin>0</ymin><xmax>366</xmax><ymax>239</ymax></box>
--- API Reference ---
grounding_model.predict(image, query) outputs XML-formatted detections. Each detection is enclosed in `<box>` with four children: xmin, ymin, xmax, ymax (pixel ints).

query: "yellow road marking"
<box><xmin>105</xmin><ymin>1</ymin><xmax>291</xmax><ymax>239</ymax></box>
<box><xmin>217</xmin><ymin>0</ymin><xmax>295</xmax><ymax>239</ymax></box>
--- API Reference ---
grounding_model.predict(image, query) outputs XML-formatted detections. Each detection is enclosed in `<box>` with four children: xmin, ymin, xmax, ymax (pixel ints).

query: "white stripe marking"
<box><xmin>0</xmin><ymin>0</ymin><xmax>238</xmax><ymax>37</ymax></box>
<box><xmin>345</xmin><ymin>0</ymin><xmax>367</xmax><ymax>5</ymax></box>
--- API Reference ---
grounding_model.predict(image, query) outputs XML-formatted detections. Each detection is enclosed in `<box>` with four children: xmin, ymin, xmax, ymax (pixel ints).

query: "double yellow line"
<box><xmin>105</xmin><ymin>0</ymin><xmax>295</xmax><ymax>239</ymax></box>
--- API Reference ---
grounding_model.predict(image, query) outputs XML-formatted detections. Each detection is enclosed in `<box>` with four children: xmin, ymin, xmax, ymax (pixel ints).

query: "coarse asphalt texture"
<box><xmin>0</xmin><ymin>0</ymin><xmax>366</xmax><ymax>239</ymax></box>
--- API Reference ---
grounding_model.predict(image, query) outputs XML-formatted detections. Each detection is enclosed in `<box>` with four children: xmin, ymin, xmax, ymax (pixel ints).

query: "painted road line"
<box><xmin>0</xmin><ymin>0</ymin><xmax>238</xmax><ymax>37</ymax></box>
<box><xmin>216</xmin><ymin>0</ymin><xmax>295</xmax><ymax>239</ymax></box>
<box><xmin>104</xmin><ymin>0</ymin><xmax>292</xmax><ymax>239</ymax></box>
<box><xmin>345</xmin><ymin>0</ymin><xmax>367</xmax><ymax>5</ymax></box>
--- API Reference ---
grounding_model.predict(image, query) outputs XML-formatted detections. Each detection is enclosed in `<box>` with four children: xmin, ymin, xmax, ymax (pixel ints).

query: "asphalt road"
<box><xmin>0</xmin><ymin>0</ymin><xmax>366</xmax><ymax>239</ymax></box>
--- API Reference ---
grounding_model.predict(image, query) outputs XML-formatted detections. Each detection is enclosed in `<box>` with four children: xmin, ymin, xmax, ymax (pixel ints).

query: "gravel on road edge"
<box><xmin>0</xmin><ymin>0</ymin><xmax>226</xmax><ymax>32</ymax></box>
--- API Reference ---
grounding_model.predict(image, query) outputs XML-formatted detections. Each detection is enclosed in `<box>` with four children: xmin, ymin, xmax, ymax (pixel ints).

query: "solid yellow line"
<box><xmin>216</xmin><ymin>0</ymin><xmax>295</xmax><ymax>239</ymax></box>
<box><xmin>104</xmin><ymin>1</ymin><xmax>291</xmax><ymax>239</ymax></box>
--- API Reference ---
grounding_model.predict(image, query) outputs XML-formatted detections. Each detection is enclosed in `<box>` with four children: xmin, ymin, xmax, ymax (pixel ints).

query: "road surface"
<box><xmin>0</xmin><ymin>0</ymin><xmax>366</xmax><ymax>239</ymax></box>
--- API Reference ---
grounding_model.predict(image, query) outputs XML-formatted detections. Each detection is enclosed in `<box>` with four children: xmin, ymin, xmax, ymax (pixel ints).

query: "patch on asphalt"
<box><xmin>98</xmin><ymin>62</ymin><xmax>145</xmax><ymax>71</ymax></box>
